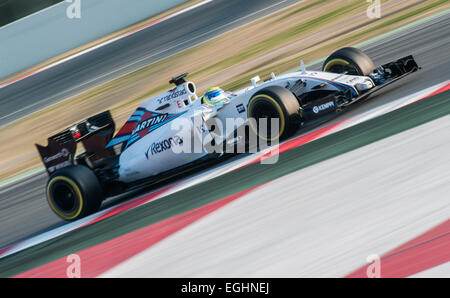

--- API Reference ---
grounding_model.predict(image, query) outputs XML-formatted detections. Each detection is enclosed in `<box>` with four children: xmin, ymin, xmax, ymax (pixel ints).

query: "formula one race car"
<box><xmin>36</xmin><ymin>47</ymin><xmax>419</xmax><ymax>221</ymax></box>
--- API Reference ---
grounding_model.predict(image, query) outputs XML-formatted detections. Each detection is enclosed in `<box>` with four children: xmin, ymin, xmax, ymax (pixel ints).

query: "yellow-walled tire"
<box><xmin>323</xmin><ymin>47</ymin><xmax>375</xmax><ymax>76</ymax></box>
<box><xmin>247</xmin><ymin>86</ymin><xmax>301</xmax><ymax>142</ymax></box>
<box><xmin>46</xmin><ymin>166</ymin><xmax>103</xmax><ymax>221</ymax></box>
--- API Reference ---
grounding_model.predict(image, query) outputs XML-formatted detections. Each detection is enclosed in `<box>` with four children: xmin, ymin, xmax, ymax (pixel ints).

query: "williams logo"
<box><xmin>145</xmin><ymin>136</ymin><xmax>184</xmax><ymax>159</ymax></box>
<box><xmin>236</xmin><ymin>104</ymin><xmax>246</xmax><ymax>114</ymax></box>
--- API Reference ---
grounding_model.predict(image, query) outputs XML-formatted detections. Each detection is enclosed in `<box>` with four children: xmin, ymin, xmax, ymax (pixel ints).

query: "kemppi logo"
<box><xmin>313</xmin><ymin>101</ymin><xmax>335</xmax><ymax>114</ymax></box>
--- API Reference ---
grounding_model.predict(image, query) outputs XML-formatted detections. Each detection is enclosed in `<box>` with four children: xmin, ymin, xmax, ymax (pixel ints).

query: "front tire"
<box><xmin>247</xmin><ymin>86</ymin><xmax>301</xmax><ymax>142</ymax></box>
<box><xmin>46</xmin><ymin>166</ymin><xmax>104</xmax><ymax>221</ymax></box>
<box><xmin>322</xmin><ymin>47</ymin><xmax>375</xmax><ymax>76</ymax></box>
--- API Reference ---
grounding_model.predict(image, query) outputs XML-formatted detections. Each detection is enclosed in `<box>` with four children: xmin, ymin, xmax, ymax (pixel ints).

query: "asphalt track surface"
<box><xmin>0</xmin><ymin>10</ymin><xmax>449</xmax><ymax>251</ymax></box>
<box><xmin>0</xmin><ymin>0</ymin><xmax>301</xmax><ymax>127</ymax></box>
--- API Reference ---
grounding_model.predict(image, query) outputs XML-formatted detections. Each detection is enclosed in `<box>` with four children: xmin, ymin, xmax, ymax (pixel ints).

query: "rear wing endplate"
<box><xmin>36</xmin><ymin>111</ymin><xmax>116</xmax><ymax>175</ymax></box>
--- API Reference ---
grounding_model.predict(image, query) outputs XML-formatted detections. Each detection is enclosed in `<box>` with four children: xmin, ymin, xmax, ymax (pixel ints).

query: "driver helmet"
<box><xmin>203</xmin><ymin>87</ymin><xmax>229</xmax><ymax>107</ymax></box>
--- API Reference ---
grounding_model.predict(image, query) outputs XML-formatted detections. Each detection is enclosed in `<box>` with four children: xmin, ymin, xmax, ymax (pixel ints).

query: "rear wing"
<box><xmin>36</xmin><ymin>111</ymin><xmax>116</xmax><ymax>175</ymax></box>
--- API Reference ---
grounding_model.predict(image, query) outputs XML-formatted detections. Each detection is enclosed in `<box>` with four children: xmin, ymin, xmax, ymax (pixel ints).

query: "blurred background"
<box><xmin>0</xmin><ymin>0</ymin><xmax>449</xmax><ymax>278</ymax></box>
<box><xmin>0</xmin><ymin>0</ymin><xmax>62</xmax><ymax>27</ymax></box>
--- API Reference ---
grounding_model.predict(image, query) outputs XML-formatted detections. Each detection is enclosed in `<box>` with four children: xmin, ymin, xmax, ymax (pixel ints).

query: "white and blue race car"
<box><xmin>36</xmin><ymin>47</ymin><xmax>419</xmax><ymax>220</ymax></box>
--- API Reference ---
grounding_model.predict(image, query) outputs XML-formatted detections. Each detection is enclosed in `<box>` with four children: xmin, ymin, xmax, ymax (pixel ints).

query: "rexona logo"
<box><xmin>145</xmin><ymin>136</ymin><xmax>184</xmax><ymax>159</ymax></box>
<box><xmin>312</xmin><ymin>101</ymin><xmax>335</xmax><ymax>114</ymax></box>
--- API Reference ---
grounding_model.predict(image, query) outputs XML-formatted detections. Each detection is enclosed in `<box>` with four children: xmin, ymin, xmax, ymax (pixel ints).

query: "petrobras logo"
<box><xmin>156</xmin><ymin>88</ymin><xmax>188</xmax><ymax>105</ymax></box>
<box><xmin>132</xmin><ymin>114</ymin><xmax>169</xmax><ymax>135</ymax></box>
<box><xmin>48</xmin><ymin>161</ymin><xmax>72</xmax><ymax>174</ymax></box>
<box><xmin>145</xmin><ymin>136</ymin><xmax>184</xmax><ymax>159</ymax></box>
<box><xmin>43</xmin><ymin>148</ymin><xmax>70</xmax><ymax>164</ymax></box>
<box><xmin>313</xmin><ymin>101</ymin><xmax>335</xmax><ymax>114</ymax></box>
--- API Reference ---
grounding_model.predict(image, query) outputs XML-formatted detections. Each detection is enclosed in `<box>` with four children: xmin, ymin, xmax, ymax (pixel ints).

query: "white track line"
<box><xmin>0</xmin><ymin>0</ymin><xmax>298</xmax><ymax>127</ymax></box>
<box><xmin>339</xmin><ymin>81</ymin><xmax>450</xmax><ymax>130</ymax></box>
<box><xmin>0</xmin><ymin>0</ymin><xmax>300</xmax><ymax>184</ymax></box>
<box><xmin>409</xmin><ymin>262</ymin><xmax>450</xmax><ymax>278</ymax></box>
<box><xmin>0</xmin><ymin>0</ymin><xmax>213</xmax><ymax>90</ymax></box>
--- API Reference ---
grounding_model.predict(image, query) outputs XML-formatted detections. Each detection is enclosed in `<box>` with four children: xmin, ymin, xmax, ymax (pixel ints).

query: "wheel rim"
<box><xmin>327</xmin><ymin>64</ymin><xmax>360</xmax><ymax>75</ymax></box>
<box><xmin>47</xmin><ymin>176</ymin><xmax>84</xmax><ymax>220</ymax></box>
<box><xmin>250</xmin><ymin>101</ymin><xmax>282</xmax><ymax>140</ymax></box>
<box><xmin>52</xmin><ymin>181</ymin><xmax>78</xmax><ymax>213</ymax></box>
<box><xmin>324</xmin><ymin>58</ymin><xmax>361</xmax><ymax>75</ymax></box>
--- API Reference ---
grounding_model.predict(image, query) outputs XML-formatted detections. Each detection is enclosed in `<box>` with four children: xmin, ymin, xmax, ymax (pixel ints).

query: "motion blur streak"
<box><xmin>346</xmin><ymin>220</ymin><xmax>450</xmax><ymax>278</ymax></box>
<box><xmin>14</xmin><ymin>187</ymin><xmax>259</xmax><ymax>278</ymax></box>
<box><xmin>102</xmin><ymin>114</ymin><xmax>450</xmax><ymax>277</ymax></box>
<box><xmin>0</xmin><ymin>0</ymin><xmax>300</xmax><ymax>127</ymax></box>
<box><xmin>0</xmin><ymin>10</ymin><xmax>449</xmax><ymax>249</ymax></box>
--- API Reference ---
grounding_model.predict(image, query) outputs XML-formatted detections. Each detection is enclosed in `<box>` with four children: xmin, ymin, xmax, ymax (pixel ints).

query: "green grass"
<box><xmin>121</xmin><ymin>0</ymin><xmax>447</xmax><ymax>101</ymax></box>
<box><xmin>338</xmin><ymin>0</ymin><xmax>448</xmax><ymax>46</ymax></box>
<box><xmin>271</xmin><ymin>0</ymin><xmax>330</xmax><ymax>23</ymax></box>
<box><xmin>6</xmin><ymin>0</ymin><xmax>444</xmax><ymax>125</ymax></box>
<box><xmin>223</xmin><ymin>0</ymin><xmax>447</xmax><ymax>91</ymax></box>
<box><xmin>198</xmin><ymin>0</ymin><xmax>364</xmax><ymax>77</ymax></box>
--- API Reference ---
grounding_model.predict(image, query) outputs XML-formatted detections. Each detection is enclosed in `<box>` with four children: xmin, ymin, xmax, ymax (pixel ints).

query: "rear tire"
<box><xmin>46</xmin><ymin>165</ymin><xmax>104</xmax><ymax>221</ymax></box>
<box><xmin>322</xmin><ymin>47</ymin><xmax>375</xmax><ymax>76</ymax></box>
<box><xmin>247</xmin><ymin>86</ymin><xmax>301</xmax><ymax>142</ymax></box>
